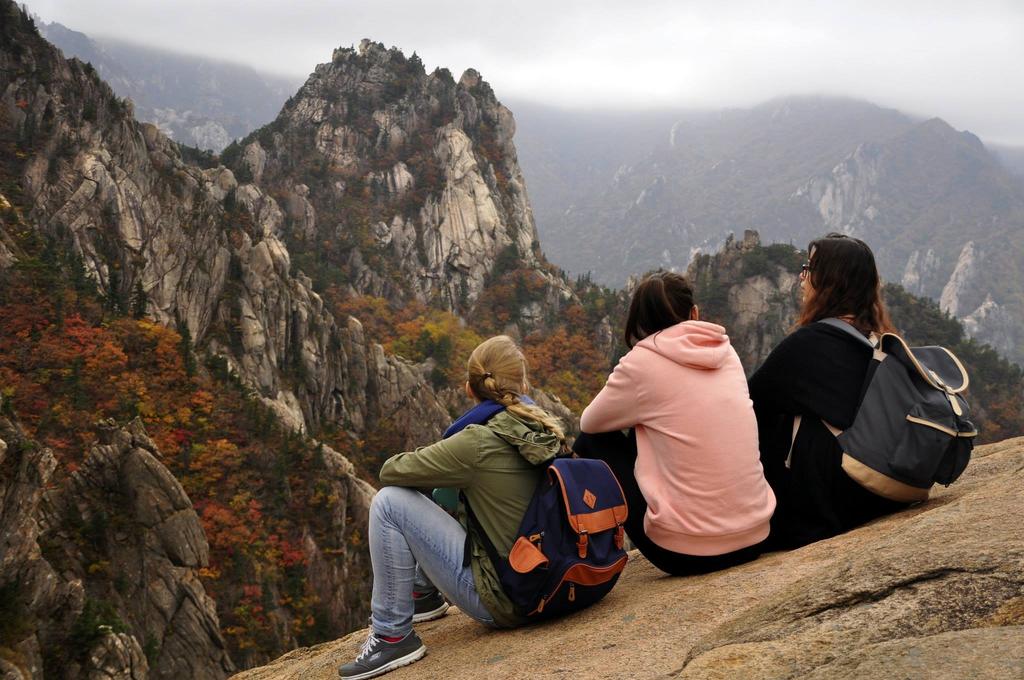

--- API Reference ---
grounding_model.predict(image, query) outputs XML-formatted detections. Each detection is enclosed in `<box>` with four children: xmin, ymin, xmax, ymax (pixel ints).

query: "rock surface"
<box><xmin>0</xmin><ymin>412</ymin><xmax>233</xmax><ymax>679</ymax></box>
<box><xmin>232</xmin><ymin>437</ymin><xmax>1024</xmax><ymax>680</ymax></box>
<box><xmin>81</xmin><ymin>633</ymin><xmax>149</xmax><ymax>680</ymax></box>
<box><xmin>686</xmin><ymin>231</ymin><xmax>800</xmax><ymax>373</ymax></box>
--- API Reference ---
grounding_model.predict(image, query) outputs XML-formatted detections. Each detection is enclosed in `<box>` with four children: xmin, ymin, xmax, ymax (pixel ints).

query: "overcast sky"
<box><xmin>27</xmin><ymin>0</ymin><xmax>1024</xmax><ymax>145</ymax></box>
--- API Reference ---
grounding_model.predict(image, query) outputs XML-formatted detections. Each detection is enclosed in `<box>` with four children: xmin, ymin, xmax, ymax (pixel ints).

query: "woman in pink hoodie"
<box><xmin>575</xmin><ymin>271</ymin><xmax>775</xmax><ymax>575</ymax></box>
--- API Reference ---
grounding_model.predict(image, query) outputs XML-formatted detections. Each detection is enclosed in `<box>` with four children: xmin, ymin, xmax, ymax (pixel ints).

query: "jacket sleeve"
<box><xmin>378</xmin><ymin>427</ymin><xmax>480</xmax><ymax>489</ymax></box>
<box><xmin>580</xmin><ymin>352</ymin><xmax>640</xmax><ymax>433</ymax></box>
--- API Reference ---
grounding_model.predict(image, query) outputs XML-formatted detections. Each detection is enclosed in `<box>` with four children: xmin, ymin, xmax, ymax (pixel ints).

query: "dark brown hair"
<box><xmin>623</xmin><ymin>271</ymin><xmax>696</xmax><ymax>348</ymax></box>
<box><xmin>798</xmin><ymin>233</ymin><xmax>894</xmax><ymax>333</ymax></box>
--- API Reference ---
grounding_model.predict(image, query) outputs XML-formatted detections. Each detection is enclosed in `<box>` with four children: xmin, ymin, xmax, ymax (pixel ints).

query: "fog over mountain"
<box><xmin>25</xmin><ymin>0</ymin><xmax>1024</xmax><ymax>146</ymax></box>
<box><xmin>993</xmin><ymin>145</ymin><xmax>1024</xmax><ymax>179</ymax></box>
<box><xmin>23</xmin><ymin>10</ymin><xmax>1024</xmax><ymax>366</ymax></box>
<box><xmin>514</xmin><ymin>96</ymin><xmax>1024</xmax><ymax>363</ymax></box>
<box><xmin>39</xmin><ymin>20</ymin><xmax>300</xmax><ymax>151</ymax></box>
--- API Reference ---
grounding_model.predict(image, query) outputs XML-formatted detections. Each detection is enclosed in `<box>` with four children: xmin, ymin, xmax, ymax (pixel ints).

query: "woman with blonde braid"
<box><xmin>339</xmin><ymin>336</ymin><xmax>565</xmax><ymax>680</ymax></box>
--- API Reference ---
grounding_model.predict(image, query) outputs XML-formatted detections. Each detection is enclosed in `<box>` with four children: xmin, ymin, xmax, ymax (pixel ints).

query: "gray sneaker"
<box><xmin>412</xmin><ymin>588</ymin><xmax>449</xmax><ymax>623</ymax></box>
<box><xmin>338</xmin><ymin>631</ymin><xmax>426</xmax><ymax>680</ymax></box>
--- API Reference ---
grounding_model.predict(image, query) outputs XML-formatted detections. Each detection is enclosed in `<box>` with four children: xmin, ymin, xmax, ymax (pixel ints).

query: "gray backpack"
<box><xmin>791</xmin><ymin>318</ymin><xmax>977</xmax><ymax>503</ymax></box>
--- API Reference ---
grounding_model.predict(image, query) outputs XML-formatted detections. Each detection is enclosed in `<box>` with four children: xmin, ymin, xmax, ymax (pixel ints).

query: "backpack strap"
<box><xmin>785</xmin><ymin>318</ymin><xmax>865</xmax><ymax>466</ymax></box>
<box><xmin>460</xmin><ymin>491</ymin><xmax>503</xmax><ymax>569</ymax></box>
<box><xmin>787</xmin><ymin>415</ymin><xmax>844</xmax><ymax>468</ymax></box>
<box><xmin>785</xmin><ymin>415</ymin><xmax>801</xmax><ymax>469</ymax></box>
<box><xmin>819</xmin><ymin>317</ymin><xmax>877</xmax><ymax>348</ymax></box>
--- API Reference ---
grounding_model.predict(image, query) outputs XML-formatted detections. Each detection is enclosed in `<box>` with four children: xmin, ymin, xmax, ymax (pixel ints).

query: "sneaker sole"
<box><xmin>412</xmin><ymin>601</ymin><xmax>449</xmax><ymax>623</ymax></box>
<box><xmin>339</xmin><ymin>644</ymin><xmax>427</xmax><ymax>680</ymax></box>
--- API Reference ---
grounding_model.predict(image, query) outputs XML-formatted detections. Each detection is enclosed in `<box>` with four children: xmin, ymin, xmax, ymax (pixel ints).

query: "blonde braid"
<box><xmin>507</xmin><ymin>400</ymin><xmax>565</xmax><ymax>442</ymax></box>
<box><xmin>467</xmin><ymin>336</ymin><xmax>565</xmax><ymax>442</ymax></box>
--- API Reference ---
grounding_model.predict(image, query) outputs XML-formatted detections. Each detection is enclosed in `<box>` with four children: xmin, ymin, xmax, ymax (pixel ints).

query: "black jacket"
<box><xmin>749</xmin><ymin>322</ymin><xmax>904</xmax><ymax>548</ymax></box>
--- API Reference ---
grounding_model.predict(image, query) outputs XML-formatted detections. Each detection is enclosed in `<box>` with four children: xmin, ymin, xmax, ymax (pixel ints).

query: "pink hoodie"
<box><xmin>580</xmin><ymin>320</ymin><xmax>775</xmax><ymax>556</ymax></box>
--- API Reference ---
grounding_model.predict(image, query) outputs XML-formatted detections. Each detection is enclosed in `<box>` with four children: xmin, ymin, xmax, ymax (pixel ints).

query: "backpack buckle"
<box><xmin>614</xmin><ymin>525</ymin><xmax>624</xmax><ymax>550</ymax></box>
<box><xmin>577</xmin><ymin>531</ymin><xmax>589</xmax><ymax>558</ymax></box>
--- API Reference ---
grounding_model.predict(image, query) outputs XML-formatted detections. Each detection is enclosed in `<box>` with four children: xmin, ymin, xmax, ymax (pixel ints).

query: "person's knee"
<box><xmin>371</xmin><ymin>485</ymin><xmax>417</xmax><ymax>524</ymax></box>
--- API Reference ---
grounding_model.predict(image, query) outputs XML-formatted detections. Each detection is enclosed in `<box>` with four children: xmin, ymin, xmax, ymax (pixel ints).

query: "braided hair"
<box><xmin>466</xmin><ymin>335</ymin><xmax>565</xmax><ymax>442</ymax></box>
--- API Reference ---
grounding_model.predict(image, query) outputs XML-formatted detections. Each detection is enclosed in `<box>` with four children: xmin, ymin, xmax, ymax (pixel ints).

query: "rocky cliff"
<box><xmin>2</xmin><ymin>11</ymin><xmax>460</xmax><ymax>439</ymax></box>
<box><xmin>3</xmin><ymin>8</ymin><xmax>580</xmax><ymax>438</ymax></box>
<box><xmin>0</xmin><ymin>406</ymin><xmax>233</xmax><ymax>679</ymax></box>
<box><xmin>686</xmin><ymin>230</ymin><xmax>802</xmax><ymax>372</ymax></box>
<box><xmin>231</xmin><ymin>436</ymin><xmax>1024</xmax><ymax>679</ymax></box>
<box><xmin>1</xmin><ymin>9</ymin><xmax>439</xmax><ymax>662</ymax></box>
<box><xmin>0</xmin><ymin>3</ymin><xmax>587</xmax><ymax>672</ymax></box>
<box><xmin>685</xmin><ymin>231</ymin><xmax>1024</xmax><ymax>442</ymax></box>
<box><xmin>226</xmin><ymin>39</ymin><xmax>572</xmax><ymax>321</ymax></box>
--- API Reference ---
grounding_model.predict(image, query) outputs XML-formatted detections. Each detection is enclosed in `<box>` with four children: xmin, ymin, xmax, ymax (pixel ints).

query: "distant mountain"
<box><xmin>38</xmin><ymin>20</ymin><xmax>301</xmax><ymax>151</ymax></box>
<box><xmin>517</xmin><ymin>96</ymin><xmax>918</xmax><ymax>282</ymax></box>
<box><xmin>992</xmin><ymin>144</ymin><xmax>1024</xmax><ymax>179</ymax></box>
<box><xmin>508</xmin><ymin>101</ymin><xmax>684</xmax><ymax>246</ymax></box>
<box><xmin>515</xmin><ymin>96</ymin><xmax>1024</xmax><ymax>364</ymax></box>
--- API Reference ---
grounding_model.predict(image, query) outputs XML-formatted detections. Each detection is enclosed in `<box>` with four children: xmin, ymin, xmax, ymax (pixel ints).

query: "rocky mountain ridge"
<box><xmin>520</xmin><ymin>96</ymin><xmax>1024</xmax><ymax>365</ymax></box>
<box><xmin>1</xmin><ymin>4</ymin><xmax>585</xmax><ymax>674</ymax></box>
<box><xmin>226</xmin><ymin>39</ymin><xmax>573</xmax><ymax>321</ymax></box>
<box><xmin>38</xmin><ymin>20</ymin><xmax>300</xmax><ymax>152</ymax></box>
<box><xmin>3</xmin><ymin>7</ymin><xmax>577</xmax><ymax>449</ymax></box>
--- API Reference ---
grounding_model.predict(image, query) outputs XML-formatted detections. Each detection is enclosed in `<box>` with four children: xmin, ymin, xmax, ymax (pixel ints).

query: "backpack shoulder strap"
<box><xmin>818</xmin><ymin>318</ymin><xmax>876</xmax><ymax>348</ymax></box>
<box><xmin>787</xmin><ymin>414</ymin><xmax>843</xmax><ymax>468</ymax></box>
<box><xmin>460</xmin><ymin>491</ymin><xmax>503</xmax><ymax>569</ymax></box>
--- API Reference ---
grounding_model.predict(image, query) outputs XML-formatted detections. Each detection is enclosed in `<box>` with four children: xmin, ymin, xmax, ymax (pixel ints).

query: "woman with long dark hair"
<box><xmin>575</xmin><ymin>271</ymin><xmax>775</xmax><ymax>575</ymax></box>
<box><xmin>749</xmin><ymin>233</ymin><xmax>906</xmax><ymax>549</ymax></box>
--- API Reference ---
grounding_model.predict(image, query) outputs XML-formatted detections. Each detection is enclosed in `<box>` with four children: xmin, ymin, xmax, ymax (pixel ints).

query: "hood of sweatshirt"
<box><xmin>488</xmin><ymin>410</ymin><xmax>562</xmax><ymax>465</ymax></box>
<box><xmin>635</xmin><ymin>320</ymin><xmax>731</xmax><ymax>370</ymax></box>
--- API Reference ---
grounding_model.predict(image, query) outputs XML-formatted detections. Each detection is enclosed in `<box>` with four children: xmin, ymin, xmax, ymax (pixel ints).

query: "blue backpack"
<box><xmin>464</xmin><ymin>456</ymin><xmax>629</xmax><ymax>619</ymax></box>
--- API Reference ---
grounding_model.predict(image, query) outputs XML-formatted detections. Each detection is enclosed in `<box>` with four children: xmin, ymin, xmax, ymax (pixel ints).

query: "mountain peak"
<box><xmin>224</xmin><ymin>29</ymin><xmax>565</xmax><ymax>321</ymax></box>
<box><xmin>919</xmin><ymin>116</ymin><xmax>956</xmax><ymax>133</ymax></box>
<box><xmin>912</xmin><ymin>117</ymin><xmax>987</xmax><ymax>152</ymax></box>
<box><xmin>459</xmin><ymin>68</ymin><xmax>482</xmax><ymax>89</ymax></box>
<box><xmin>357</xmin><ymin>37</ymin><xmax>377</xmax><ymax>55</ymax></box>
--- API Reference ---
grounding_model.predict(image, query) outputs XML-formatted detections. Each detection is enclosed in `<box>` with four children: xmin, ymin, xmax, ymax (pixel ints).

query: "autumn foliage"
<box><xmin>0</xmin><ymin>243</ymin><xmax>362</xmax><ymax>662</ymax></box>
<box><xmin>332</xmin><ymin>269</ymin><xmax>623</xmax><ymax>416</ymax></box>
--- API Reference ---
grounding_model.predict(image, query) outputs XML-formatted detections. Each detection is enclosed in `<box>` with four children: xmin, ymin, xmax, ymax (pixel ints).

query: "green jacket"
<box><xmin>378</xmin><ymin>410</ymin><xmax>561</xmax><ymax>627</ymax></box>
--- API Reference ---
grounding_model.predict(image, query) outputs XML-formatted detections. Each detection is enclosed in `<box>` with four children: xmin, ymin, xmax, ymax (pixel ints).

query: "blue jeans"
<box><xmin>369</xmin><ymin>486</ymin><xmax>496</xmax><ymax>637</ymax></box>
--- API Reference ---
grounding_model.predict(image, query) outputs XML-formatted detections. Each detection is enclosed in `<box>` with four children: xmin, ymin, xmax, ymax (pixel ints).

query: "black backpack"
<box><xmin>794</xmin><ymin>318</ymin><xmax>977</xmax><ymax>502</ymax></box>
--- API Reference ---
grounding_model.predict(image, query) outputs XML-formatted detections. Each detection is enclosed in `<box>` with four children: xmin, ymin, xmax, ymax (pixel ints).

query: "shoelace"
<box><xmin>355</xmin><ymin>634</ymin><xmax>381</xmax><ymax>662</ymax></box>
